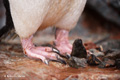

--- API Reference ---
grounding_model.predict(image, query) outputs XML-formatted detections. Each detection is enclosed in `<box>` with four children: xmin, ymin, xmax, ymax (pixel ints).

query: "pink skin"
<box><xmin>20</xmin><ymin>28</ymin><xmax>72</xmax><ymax>64</ymax></box>
<box><xmin>54</xmin><ymin>29</ymin><xmax>72</xmax><ymax>57</ymax></box>
<box><xmin>21</xmin><ymin>35</ymin><xmax>63</xmax><ymax>64</ymax></box>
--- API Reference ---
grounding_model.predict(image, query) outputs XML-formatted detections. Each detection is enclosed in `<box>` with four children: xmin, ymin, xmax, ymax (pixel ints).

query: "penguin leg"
<box><xmin>54</xmin><ymin>28</ymin><xmax>72</xmax><ymax>58</ymax></box>
<box><xmin>21</xmin><ymin>35</ymin><xmax>66</xmax><ymax>65</ymax></box>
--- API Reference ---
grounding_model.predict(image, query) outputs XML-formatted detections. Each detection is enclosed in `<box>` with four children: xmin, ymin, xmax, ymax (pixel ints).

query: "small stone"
<box><xmin>87</xmin><ymin>54</ymin><xmax>102</xmax><ymax>65</ymax></box>
<box><xmin>104</xmin><ymin>49</ymin><xmax>120</xmax><ymax>60</ymax></box>
<box><xmin>98</xmin><ymin>58</ymin><xmax>115</xmax><ymax>68</ymax></box>
<box><xmin>71</xmin><ymin>39</ymin><xmax>87</xmax><ymax>58</ymax></box>
<box><xmin>67</xmin><ymin>56</ymin><xmax>87</xmax><ymax>68</ymax></box>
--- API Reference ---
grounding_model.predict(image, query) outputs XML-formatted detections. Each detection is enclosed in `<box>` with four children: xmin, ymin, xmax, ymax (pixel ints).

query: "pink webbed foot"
<box><xmin>21</xmin><ymin>36</ymin><xmax>66</xmax><ymax>65</ymax></box>
<box><xmin>54</xmin><ymin>28</ymin><xmax>72</xmax><ymax>58</ymax></box>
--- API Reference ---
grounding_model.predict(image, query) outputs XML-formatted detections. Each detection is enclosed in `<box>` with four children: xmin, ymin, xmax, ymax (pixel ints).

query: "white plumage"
<box><xmin>9</xmin><ymin>0</ymin><xmax>86</xmax><ymax>38</ymax></box>
<box><xmin>8</xmin><ymin>0</ymin><xmax>87</xmax><ymax>63</ymax></box>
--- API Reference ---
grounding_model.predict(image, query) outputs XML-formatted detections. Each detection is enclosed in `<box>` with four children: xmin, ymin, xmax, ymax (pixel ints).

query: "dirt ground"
<box><xmin>0</xmin><ymin>15</ymin><xmax>120</xmax><ymax>80</ymax></box>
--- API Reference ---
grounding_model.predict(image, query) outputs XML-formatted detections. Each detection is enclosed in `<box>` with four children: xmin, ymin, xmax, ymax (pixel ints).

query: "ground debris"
<box><xmin>67</xmin><ymin>57</ymin><xmax>87</xmax><ymax>68</ymax></box>
<box><xmin>68</xmin><ymin>39</ymin><xmax>120</xmax><ymax>69</ymax></box>
<box><xmin>87</xmin><ymin>54</ymin><xmax>103</xmax><ymax>65</ymax></box>
<box><xmin>98</xmin><ymin>58</ymin><xmax>115</xmax><ymax>68</ymax></box>
<box><xmin>67</xmin><ymin>39</ymin><xmax>87</xmax><ymax>68</ymax></box>
<box><xmin>104</xmin><ymin>49</ymin><xmax>120</xmax><ymax>60</ymax></box>
<box><xmin>71</xmin><ymin>39</ymin><xmax>87</xmax><ymax>58</ymax></box>
<box><xmin>87</xmin><ymin>48</ymin><xmax>120</xmax><ymax>68</ymax></box>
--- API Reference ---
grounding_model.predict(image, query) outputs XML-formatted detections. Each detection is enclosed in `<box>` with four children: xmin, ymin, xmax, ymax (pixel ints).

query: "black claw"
<box><xmin>41</xmin><ymin>43</ymin><xmax>61</xmax><ymax>55</ymax></box>
<box><xmin>52</xmin><ymin>47</ymin><xmax>68</xmax><ymax>59</ymax></box>
<box><xmin>59</xmin><ymin>53</ymin><xmax>71</xmax><ymax>59</ymax></box>
<box><xmin>41</xmin><ymin>43</ymin><xmax>70</xmax><ymax>59</ymax></box>
<box><xmin>49</xmin><ymin>59</ymin><xmax>66</xmax><ymax>64</ymax></box>
<box><xmin>44</xmin><ymin>60</ymin><xmax>49</xmax><ymax>65</ymax></box>
<box><xmin>52</xmin><ymin>47</ymin><xmax>60</xmax><ymax>54</ymax></box>
<box><xmin>66</xmin><ymin>54</ymin><xmax>71</xmax><ymax>59</ymax></box>
<box><xmin>58</xmin><ymin>59</ymin><xmax>66</xmax><ymax>64</ymax></box>
<box><xmin>56</xmin><ymin>55</ymin><xmax>66</xmax><ymax>64</ymax></box>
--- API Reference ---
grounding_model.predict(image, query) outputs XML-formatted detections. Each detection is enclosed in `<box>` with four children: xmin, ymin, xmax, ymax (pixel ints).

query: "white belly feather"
<box><xmin>9</xmin><ymin>0</ymin><xmax>86</xmax><ymax>38</ymax></box>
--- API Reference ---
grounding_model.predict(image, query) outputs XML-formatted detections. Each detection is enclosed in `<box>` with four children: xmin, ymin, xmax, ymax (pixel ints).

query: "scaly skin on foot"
<box><xmin>21</xmin><ymin>35</ymin><xmax>66</xmax><ymax>65</ymax></box>
<box><xmin>54</xmin><ymin>29</ymin><xmax>72</xmax><ymax>58</ymax></box>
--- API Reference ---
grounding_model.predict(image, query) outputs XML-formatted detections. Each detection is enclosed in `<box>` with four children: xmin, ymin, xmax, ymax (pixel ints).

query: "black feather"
<box><xmin>0</xmin><ymin>0</ymin><xmax>14</xmax><ymax>40</ymax></box>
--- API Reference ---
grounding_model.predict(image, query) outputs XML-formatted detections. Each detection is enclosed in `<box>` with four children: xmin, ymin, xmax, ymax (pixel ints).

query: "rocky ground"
<box><xmin>0</xmin><ymin>0</ymin><xmax>120</xmax><ymax>79</ymax></box>
<box><xmin>0</xmin><ymin>19</ymin><xmax>120</xmax><ymax>80</ymax></box>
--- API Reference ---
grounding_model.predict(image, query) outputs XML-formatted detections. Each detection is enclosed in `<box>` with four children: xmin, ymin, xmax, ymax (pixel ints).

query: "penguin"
<box><xmin>0</xmin><ymin>0</ymin><xmax>86</xmax><ymax>64</ymax></box>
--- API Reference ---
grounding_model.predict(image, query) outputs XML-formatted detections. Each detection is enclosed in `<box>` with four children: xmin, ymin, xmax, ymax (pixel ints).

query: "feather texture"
<box><xmin>9</xmin><ymin>0</ymin><xmax>86</xmax><ymax>38</ymax></box>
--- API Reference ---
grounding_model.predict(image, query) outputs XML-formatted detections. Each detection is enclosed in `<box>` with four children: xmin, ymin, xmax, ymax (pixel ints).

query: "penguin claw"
<box><xmin>44</xmin><ymin>59</ymin><xmax>50</xmax><ymax>65</ymax></box>
<box><xmin>65</xmin><ymin>53</ymin><xmax>71</xmax><ymax>59</ymax></box>
<box><xmin>52</xmin><ymin>47</ymin><xmax>60</xmax><ymax>54</ymax></box>
<box><xmin>41</xmin><ymin>43</ymin><xmax>71</xmax><ymax>59</ymax></box>
<box><xmin>56</xmin><ymin>55</ymin><xmax>66</xmax><ymax>64</ymax></box>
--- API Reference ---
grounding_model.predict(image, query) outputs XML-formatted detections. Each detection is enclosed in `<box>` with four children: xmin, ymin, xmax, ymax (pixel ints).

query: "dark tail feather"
<box><xmin>0</xmin><ymin>0</ymin><xmax>16</xmax><ymax>41</ymax></box>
